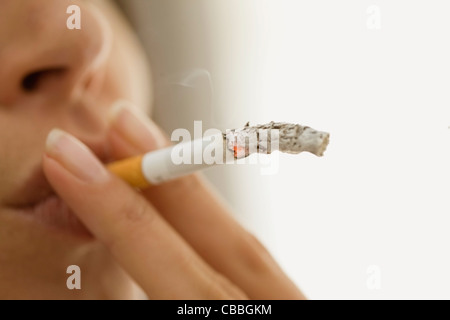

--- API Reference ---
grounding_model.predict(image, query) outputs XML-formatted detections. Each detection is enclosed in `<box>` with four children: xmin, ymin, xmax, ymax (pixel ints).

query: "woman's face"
<box><xmin>0</xmin><ymin>0</ymin><xmax>151</xmax><ymax>298</ymax></box>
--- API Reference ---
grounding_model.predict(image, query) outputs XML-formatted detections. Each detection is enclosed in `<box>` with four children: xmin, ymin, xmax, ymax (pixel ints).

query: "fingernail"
<box><xmin>46</xmin><ymin>129</ymin><xmax>109</xmax><ymax>183</ymax></box>
<box><xmin>109</xmin><ymin>100</ymin><xmax>166</xmax><ymax>150</ymax></box>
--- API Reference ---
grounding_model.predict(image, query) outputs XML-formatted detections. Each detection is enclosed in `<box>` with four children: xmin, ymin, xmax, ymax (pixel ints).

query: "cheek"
<box><xmin>0</xmin><ymin>119</ymin><xmax>23</xmax><ymax>197</ymax></box>
<box><xmin>0</xmin><ymin>114</ymin><xmax>47</xmax><ymax>202</ymax></box>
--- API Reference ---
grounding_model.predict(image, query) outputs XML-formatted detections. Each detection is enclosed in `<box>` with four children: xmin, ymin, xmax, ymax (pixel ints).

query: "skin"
<box><xmin>0</xmin><ymin>0</ymin><xmax>305</xmax><ymax>299</ymax></box>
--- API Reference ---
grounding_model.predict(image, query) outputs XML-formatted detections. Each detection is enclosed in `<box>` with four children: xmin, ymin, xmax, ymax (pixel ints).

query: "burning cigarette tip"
<box><xmin>225</xmin><ymin>121</ymin><xmax>330</xmax><ymax>159</ymax></box>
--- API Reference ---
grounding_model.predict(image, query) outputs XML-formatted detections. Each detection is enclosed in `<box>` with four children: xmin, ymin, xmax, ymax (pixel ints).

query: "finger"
<box><xmin>107</xmin><ymin>100</ymin><xmax>171</xmax><ymax>161</ymax></box>
<box><xmin>108</xmin><ymin>102</ymin><xmax>305</xmax><ymax>299</ymax></box>
<box><xmin>42</xmin><ymin>129</ymin><xmax>246</xmax><ymax>300</ymax></box>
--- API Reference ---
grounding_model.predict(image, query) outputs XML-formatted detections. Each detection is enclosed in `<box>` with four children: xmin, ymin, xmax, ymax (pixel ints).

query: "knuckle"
<box><xmin>121</xmin><ymin>195</ymin><xmax>149</xmax><ymax>223</ymax></box>
<box><xmin>214</xmin><ymin>273</ymin><xmax>248</xmax><ymax>300</ymax></box>
<box><xmin>177</xmin><ymin>252</ymin><xmax>195</xmax><ymax>274</ymax></box>
<box><xmin>104</xmin><ymin>194</ymin><xmax>156</xmax><ymax>251</ymax></box>
<box><xmin>204</xmin><ymin>277</ymin><xmax>230</xmax><ymax>300</ymax></box>
<box><xmin>237</xmin><ymin>232</ymin><xmax>273</xmax><ymax>274</ymax></box>
<box><xmin>177</xmin><ymin>255</ymin><xmax>238</xmax><ymax>299</ymax></box>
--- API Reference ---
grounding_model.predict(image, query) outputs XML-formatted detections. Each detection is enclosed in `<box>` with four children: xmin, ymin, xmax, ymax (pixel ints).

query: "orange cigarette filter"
<box><xmin>107</xmin><ymin>155</ymin><xmax>151</xmax><ymax>189</ymax></box>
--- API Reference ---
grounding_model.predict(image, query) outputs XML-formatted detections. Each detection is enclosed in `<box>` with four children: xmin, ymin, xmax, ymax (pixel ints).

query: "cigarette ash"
<box><xmin>224</xmin><ymin>121</ymin><xmax>330</xmax><ymax>159</ymax></box>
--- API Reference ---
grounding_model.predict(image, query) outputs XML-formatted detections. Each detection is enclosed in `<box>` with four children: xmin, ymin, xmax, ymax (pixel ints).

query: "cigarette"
<box><xmin>107</xmin><ymin>122</ymin><xmax>330</xmax><ymax>189</ymax></box>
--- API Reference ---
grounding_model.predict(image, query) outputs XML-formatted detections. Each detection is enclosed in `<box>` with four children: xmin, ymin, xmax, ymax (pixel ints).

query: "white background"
<box><xmin>120</xmin><ymin>0</ymin><xmax>450</xmax><ymax>299</ymax></box>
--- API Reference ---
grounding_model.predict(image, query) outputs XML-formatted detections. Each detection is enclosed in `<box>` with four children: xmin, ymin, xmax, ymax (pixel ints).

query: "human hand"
<box><xmin>43</xmin><ymin>102</ymin><xmax>305</xmax><ymax>299</ymax></box>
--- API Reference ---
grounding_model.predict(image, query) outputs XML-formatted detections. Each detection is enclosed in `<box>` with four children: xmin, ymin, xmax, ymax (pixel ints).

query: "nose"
<box><xmin>0</xmin><ymin>4</ymin><xmax>110</xmax><ymax>107</ymax></box>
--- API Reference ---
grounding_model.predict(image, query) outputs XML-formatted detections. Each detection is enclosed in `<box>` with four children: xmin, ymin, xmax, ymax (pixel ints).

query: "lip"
<box><xmin>5</xmin><ymin>166</ymin><xmax>92</xmax><ymax>238</ymax></box>
<box><xmin>12</xmin><ymin>195</ymin><xmax>92</xmax><ymax>237</ymax></box>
